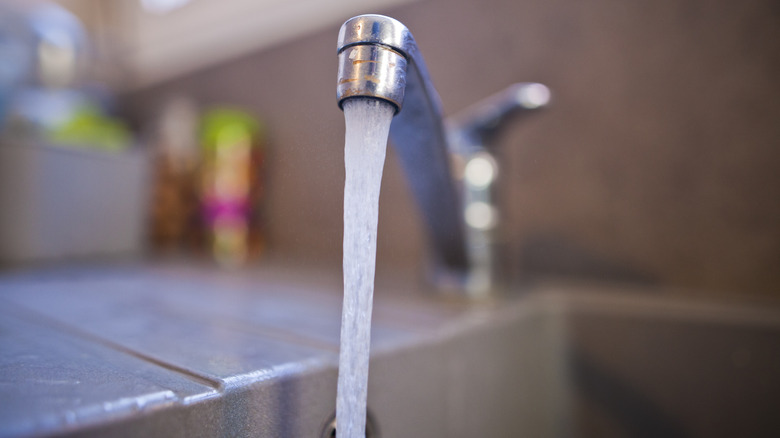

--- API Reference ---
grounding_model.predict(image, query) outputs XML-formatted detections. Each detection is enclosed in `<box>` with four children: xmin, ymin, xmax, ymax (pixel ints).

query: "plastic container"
<box><xmin>0</xmin><ymin>141</ymin><xmax>149</xmax><ymax>265</ymax></box>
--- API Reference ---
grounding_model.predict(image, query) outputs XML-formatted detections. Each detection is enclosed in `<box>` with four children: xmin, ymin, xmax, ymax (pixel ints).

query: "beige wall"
<box><xmin>124</xmin><ymin>0</ymin><xmax>780</xmax><ymax>298</ymax></box>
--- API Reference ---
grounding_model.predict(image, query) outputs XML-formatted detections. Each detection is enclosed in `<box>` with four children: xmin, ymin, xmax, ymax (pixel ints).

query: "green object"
<box><xmin>48</xmin><ymin>104</ymin><xmax>131</xmax><ymax>151</ymax></box>
<box><xmin>200</xmin><ymin>108</ymin><xmax>263</xmax><ymax>150</ymax></box>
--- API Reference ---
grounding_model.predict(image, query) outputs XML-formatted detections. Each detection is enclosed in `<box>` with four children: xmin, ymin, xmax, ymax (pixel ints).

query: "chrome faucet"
<box><xmin>337</xmin><ymin>14</ymin><xmax>549</xmax><ymax>298</ymax></box>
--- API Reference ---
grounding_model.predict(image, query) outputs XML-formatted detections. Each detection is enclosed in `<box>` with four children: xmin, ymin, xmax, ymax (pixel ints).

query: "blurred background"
<box><xmin>1</xmin><ymin>0</ymin><xmax>778</xmax><ymax>300</ymax></box>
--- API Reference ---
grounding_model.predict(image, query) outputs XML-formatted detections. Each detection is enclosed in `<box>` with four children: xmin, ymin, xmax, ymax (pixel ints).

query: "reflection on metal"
<box><xmin>337</xmin><ymin>44</ymin><xmax>407</xmax><ymax>112</ymax></box>
<box><xmin>515</xmin><ymin>83</ymin><xmax>551</xmax><ymax>109</ymax></box>
<box><xmin>464</xmin><ymin>153</ymin><xmax>497</xmax><ymax>189</ymax></box>
<box><xmin>465</xmin><ymin>201</ymin><xmax>497</xmax><ymax>231</ymax></box>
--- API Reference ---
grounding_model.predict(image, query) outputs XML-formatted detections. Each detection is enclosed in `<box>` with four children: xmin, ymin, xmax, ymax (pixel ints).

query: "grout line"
<box><xmin>1</xmin><ymin>299</ymin><xmax>224</xmax><ymax>391</ymax></box>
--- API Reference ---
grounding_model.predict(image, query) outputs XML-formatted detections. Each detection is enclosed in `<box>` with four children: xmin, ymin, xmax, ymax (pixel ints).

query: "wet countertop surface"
<box><xmin>0</xmin><ymin>262</ymin><xmax>472</xmax><ymax>437</ymax></box>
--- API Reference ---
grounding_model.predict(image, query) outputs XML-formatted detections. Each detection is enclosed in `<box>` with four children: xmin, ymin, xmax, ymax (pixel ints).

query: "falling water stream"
<box><xmin>336</xmin><ymin>97</ymin><xmax>395</xmax><ymax>438</ymax></box>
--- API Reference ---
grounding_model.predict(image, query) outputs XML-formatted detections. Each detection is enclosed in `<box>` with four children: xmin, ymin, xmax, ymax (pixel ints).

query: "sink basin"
<box><xmin>1</xmin><ymin>264</ymin><xmax>778</xmax><ymax>437</ymax></box>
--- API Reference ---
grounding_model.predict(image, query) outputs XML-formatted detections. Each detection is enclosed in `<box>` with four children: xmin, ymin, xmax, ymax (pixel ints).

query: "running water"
<box><xmin>337</xmin><ymin>97</ymin><xmax>395</xmax><ymax>438</ymax></box>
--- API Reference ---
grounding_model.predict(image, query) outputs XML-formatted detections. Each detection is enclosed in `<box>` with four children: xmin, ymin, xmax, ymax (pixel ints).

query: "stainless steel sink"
<box><xmin>1</xmin><ymin>264</ymin><xmax>778</xmax><ymax>437</ymax></box>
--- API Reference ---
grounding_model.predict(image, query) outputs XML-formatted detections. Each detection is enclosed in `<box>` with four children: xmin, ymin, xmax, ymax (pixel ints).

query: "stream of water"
<box><xmin>336</xmin><ymin>98</ymin><xmax>395</xmax><ymax>438</ymax></box>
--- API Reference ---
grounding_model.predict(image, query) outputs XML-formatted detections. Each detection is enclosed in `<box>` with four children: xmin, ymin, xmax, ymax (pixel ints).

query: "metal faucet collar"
<box><xmin>336</xmin><ymin>15</ymin><xmax>415</xmax><ymax>112</ymax></box>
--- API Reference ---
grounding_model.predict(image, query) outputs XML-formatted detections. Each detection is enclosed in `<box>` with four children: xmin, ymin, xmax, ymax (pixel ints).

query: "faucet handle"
<box><xmin>449</xmin><ymin>83</ymin><xmax>551</xmax><ymax>150</ymax></box>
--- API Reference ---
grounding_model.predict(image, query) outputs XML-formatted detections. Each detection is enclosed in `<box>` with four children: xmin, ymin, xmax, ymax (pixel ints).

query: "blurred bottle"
<box><xmin>148</xmin><ymin>97</ymin><xmax>201</xmax><ymax>253</ymax></box>
<box><xmin>200</xmin><ymin>108</ymin><xmax>266</xmax><ymax>268</ymax></box>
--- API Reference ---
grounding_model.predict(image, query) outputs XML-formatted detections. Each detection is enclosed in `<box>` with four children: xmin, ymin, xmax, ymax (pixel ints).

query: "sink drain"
<box><xmin>321</xmin><ymin>410</ymin><xmax>379</xmax><ymax>438</ymax></box>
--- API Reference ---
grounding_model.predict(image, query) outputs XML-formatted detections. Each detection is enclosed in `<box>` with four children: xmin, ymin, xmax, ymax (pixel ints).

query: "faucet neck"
<box><xmin>338</xmin><ymin>15</ymin><xmax>470</xmax><ymax>278</ymax></box>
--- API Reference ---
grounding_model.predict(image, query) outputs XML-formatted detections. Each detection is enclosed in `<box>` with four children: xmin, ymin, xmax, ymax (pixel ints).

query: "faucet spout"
<box><xmin>338</xmin><ymin>15</ymin><xmax>470</xmax><ymax>279</ymax></box>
